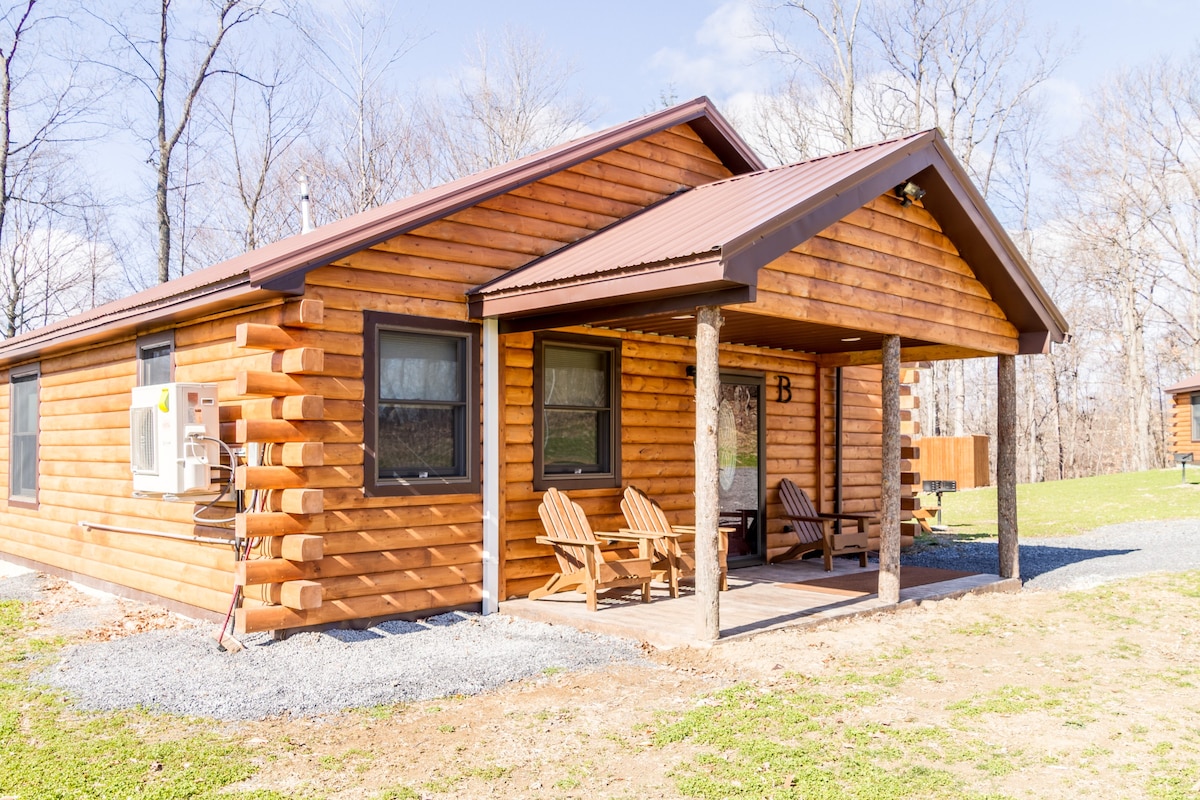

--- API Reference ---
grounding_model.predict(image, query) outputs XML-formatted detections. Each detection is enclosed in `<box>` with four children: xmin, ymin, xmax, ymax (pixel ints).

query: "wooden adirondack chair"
<box><xmin>770</xmin><ymin>478</ymin><xmax>874</xmax><ymax>571</ymax></box>
<box><xmin>530</xmin><ymin>487</ymin><xmax>658</xmax><ymax>611</ymax></box>
<box><xmin>619</xmin><ymin>486</ymin><xmax>728</xmax><ymax>598</ymax></box>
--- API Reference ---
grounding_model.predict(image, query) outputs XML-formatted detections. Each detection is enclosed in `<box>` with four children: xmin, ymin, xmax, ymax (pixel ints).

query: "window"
<box><xmin>364</xmin><ymin>313</ymin><xmax>479</xmax><ymax>496</ymax></box>
<box><xmin>137</xmin><ymin>331</ymin><xmax>174</xmax><ymax>385</ymax></box>
<box><xmin>1191</xmin><ymin>393</ymin><xmax>1200</xmax><ymax>441</ymax></box>
<box><xmin>534</xmin><ymin>335</ymin><xmax>620</xmax><ymax>490</ymax></box>
<box><xmin>9</xmin><ymin>364</ymin><xmax>39</xmax><ymax>504</ymax></box>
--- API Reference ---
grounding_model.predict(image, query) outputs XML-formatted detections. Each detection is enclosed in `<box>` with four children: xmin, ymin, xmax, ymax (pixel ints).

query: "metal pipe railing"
<box><xmin>79</xmin><ymin>520</ymin><xmax>233</xmax><ymax>546</ymax></box>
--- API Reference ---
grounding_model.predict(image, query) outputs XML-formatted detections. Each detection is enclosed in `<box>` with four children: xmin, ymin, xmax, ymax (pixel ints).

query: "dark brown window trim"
<box><xmin>363</xmin><ymin>312</ymin><xmax>481</xmax><ymax>497</ymax></box>
<box><xmin>136</xmin><ymin>330</ymin><xmax>175</xmax><ymax>386</ymax></box>
<box><xmin>533</xmin><ymin>332</ymin><xmax>621</xmax><ymax>492</ymax></box>
<box><xmin>9</xmin><ymin>362</ymin><xmax>40</xmax><ymax>508</ymax></box>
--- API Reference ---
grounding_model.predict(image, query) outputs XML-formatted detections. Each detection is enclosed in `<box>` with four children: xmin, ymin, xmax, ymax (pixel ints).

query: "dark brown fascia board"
<box><xmin>253</xmin><ymin>96</ymin><xmax>764</xmax><ymax>292</ymax></box>
<box><xmin>721</xmin><ymin>138</ymin><xmax>940</xmax><ymax>285</ymax></box>
<box><xmin>686</xmin><ymin>104</ymin><xmax>766</xmax><ymax>174</ymax></box>
<box><xmin>1018</xmin><ymin>331</ymin><xmax>1052</xmax><ymax>355</ymax></box>
<box><xmin>0</xmin><ymin>276</ymin><xmax>262</xmax><ymax>366</ymax></box>
<box><xmin>497</xmin><ymin>286</ymin><xmax>755</xmax><ymax>334</ymax></box>
<box><xmin>472</xmin><ymin>257</ymin><xmax>724</xmax><ymax>316</ymax></box>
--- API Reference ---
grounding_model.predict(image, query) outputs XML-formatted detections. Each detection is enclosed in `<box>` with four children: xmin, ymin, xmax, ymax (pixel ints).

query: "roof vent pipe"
<box><xmin>299</xmin><ymin>174</ymin><xmax>313</xmax><ymax>234</ymax></box>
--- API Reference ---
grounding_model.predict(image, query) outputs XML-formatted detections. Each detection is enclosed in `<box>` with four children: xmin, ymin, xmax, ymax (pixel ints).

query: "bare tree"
<box><xmin>0</xmin><ymin>149</ymin><xmax>117</xmax><ymax>335</ymax></box>
<box><xmin>419</xmin><ymin>27</ymin><xmax>595</xmax><ymax>183</ymax></box>
<box><xmin>190</xmin><ymin>43</ymin><xmax>317</xmax><ymax>262</ymax></box>
<box><xmin>1111</xmin><ymin>57</ymin><xmax>1200</xmax><ymax>374</ymax></box>
<box><xmin>868</xmin><ymin>0</ymin><xmax>1061</xmax><ymax>198</ymax></box>
<box><xmin>289</xmin><ymin>0</ymin><xmax>422</xmax><ymax>218</ymax></box>
<box><xmin>1058</xmin><ymin>92</ymin><xmax>1166</xmax><ymax>472</ymax></box>
<box><xmin>757</xmin><ymin>0</ymin><xmax>865</xmax><ymax>152</ymax></box>
<box><xmin>0</xmin><ymin>1</ymin><xmax>112</xmax><ymax>335</ymax></box>
<box><xmin>94</xmin><ymin>0</ymin><xmax>264</xmax><ymax>283</ymax></box>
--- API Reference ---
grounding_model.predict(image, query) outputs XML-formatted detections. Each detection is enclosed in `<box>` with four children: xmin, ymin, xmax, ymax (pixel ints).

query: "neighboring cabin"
<box><xmin>0</xmin><ymin>98</ymin><xmax>1067</xmax><ymax>635</ymax></box>
<box><xmin>1166</xmin><ymin>375</ymin><xmax>1200</xmax><ymax>461</ymax></box>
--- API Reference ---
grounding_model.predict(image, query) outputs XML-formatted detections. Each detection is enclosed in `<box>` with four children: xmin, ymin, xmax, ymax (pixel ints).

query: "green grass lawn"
<box><xmin>923</xmin><ymin>468</ymin><xmax>1200</xmax><ymax>539</ymax></box>
<box><xmin>0</xmin><ymin>600</ymin><xmax>285</xmax><ymax>799</ymax></box>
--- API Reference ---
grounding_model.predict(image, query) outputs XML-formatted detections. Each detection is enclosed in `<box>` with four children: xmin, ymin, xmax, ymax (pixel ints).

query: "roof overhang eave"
<box><xmin>468</xmin><ymin>257</ymin><xmax>749</xmax><ymax>325</ymax></box>
<box><xmin>0</xmin><ymin>275</ymin><xmax>263</xmax><ymax>367</ymax></box>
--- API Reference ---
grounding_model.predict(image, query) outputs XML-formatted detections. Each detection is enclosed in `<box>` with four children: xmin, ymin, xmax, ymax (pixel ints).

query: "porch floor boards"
<box><xmin>500</xmin><ymin>557</ymin><xmax>1018</xmax><ymax>649</ymax></box>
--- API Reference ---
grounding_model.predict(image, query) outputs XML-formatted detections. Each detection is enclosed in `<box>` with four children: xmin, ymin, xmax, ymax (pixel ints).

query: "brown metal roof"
<box><xmin>0</xmin><ymin>97</ymin><xmax>763</xmax><ymax>366</ymax></box>
<box><xmin>469</xmin><ymin>129</ymin><xmax>1068</xmax><ymax>355</ymax></box>
<box><xmin>1166</xmin><ymin>374</ymin><xmax>1200</xmax><ymax>395</ymax></box>
<box><xmin>473</xmin><ymin>132</ymin><xmax>929</xmax><ymax>297</ymax></box>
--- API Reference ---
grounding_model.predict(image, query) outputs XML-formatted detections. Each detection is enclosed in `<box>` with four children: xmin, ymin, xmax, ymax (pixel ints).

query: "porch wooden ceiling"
<box><xmin>596</xmin><ymin>308</ymin><xmax>935</xmax><ymax>354</ymax></box>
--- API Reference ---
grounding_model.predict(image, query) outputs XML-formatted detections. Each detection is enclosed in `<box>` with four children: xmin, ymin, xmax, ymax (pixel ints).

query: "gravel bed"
<box><xmin>0</xmin><ymin>570</ymin><xmax>44</xmax><ymax>603</ymax></box>
<box><xmin>36</xmin><ymin>611</ymin><xmax>647</xmax><ymax>720</ymax></box>
<box><xmin>902</xmin><ymin>518</ymin><xmax>1200</xmax><ymax>590</ymax></box>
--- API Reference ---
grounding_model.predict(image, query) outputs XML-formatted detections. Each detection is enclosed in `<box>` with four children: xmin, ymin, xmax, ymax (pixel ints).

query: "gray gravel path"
<box><xmin>901</xmin><ymin>517</ymin><xmax>1200</xmax><ymax>590</ymax></box>
<box><xmin>35</xmin><ymin>611</ymin><xmax>647</xmax><ymax>720</ymax></box>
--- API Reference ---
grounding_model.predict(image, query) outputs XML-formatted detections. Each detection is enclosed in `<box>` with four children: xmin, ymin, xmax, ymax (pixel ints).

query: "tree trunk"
<box><xmin>997</xmin><ymin>354</ymin><xmax>1019</xmax><ymax>579</ymax></box>
<box><xmin>694</xmin><ymin>305</ymin><xmax>723</xmax><ymax>642</ymax></box>
<box><xmin>878</xmin><ymin>334</ymin><xmax>901</xmax><ymax>603</ymax></box>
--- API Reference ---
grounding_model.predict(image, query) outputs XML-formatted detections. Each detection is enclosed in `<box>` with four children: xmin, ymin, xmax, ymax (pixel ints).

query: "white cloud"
<box><xmin>649</xmin><ymin>0</ymin><xmax>774</xmax><ymax>104</ymax></box>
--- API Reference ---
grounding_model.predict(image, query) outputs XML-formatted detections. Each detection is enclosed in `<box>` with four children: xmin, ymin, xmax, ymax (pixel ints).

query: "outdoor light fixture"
<box><xmin>841</xmin><ymin>336</ymin><xmax>862</xmax><ymax>342</ymax></box>
<box><xmin>894</xmin><ymin>181</ymin><xmax>926</xmax><ymax>207</ymax></box>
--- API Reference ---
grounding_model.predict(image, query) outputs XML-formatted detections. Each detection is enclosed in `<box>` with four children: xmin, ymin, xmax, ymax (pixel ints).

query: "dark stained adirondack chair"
<box><xmin>770</xmin><ymin>478</ymin><xmax>874</xmax><ymax>571</ymax></box>
<box><xmin>619</xmin><ymin>485</ymin><xmax>728</xmax><ymax>598</ymax></box>
<box><xmin>531</xmin><ymin>487</ymin><xmax>659</xmax><ymax>611</ymax></box>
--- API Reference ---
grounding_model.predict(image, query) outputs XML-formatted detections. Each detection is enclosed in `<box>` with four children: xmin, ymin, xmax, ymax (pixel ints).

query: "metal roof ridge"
<box><xmin>691</xmin><ymin>129</ymin><xmax>938</xmax><ymax>191</ymax></box>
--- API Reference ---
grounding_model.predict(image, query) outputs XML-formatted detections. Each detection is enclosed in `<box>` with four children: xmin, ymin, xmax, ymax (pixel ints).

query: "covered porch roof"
<box><xmin>469</xmin><ymin>129</ymin><xmax>1068</xmax><ymax>358</ymax></box>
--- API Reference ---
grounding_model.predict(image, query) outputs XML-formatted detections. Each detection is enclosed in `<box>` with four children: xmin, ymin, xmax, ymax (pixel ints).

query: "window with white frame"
<box><xmin>9</xmin><ymin>364</ymin><xmax>39</xmax><ymax>503</ymax></box>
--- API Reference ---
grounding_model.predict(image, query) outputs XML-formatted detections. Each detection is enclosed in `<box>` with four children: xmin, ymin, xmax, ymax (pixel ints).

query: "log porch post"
<box><xmin>997</xmin><ymin>354</ymin><xmax>1019</xmax><ymax>579</ymax></box>
<box><xmin>695</xmin><ymin>305</ymin><xmax>723</xmax><ymax>641</ymax></box>
<box><xmin>878</xmin><ymin>334</ymin><xmax>902</xmax><ymax>603</ymax></box>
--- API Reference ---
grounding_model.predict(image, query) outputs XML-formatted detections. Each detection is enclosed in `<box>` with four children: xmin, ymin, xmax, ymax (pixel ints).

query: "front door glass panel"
<box><xmin>717</xmin><ymin>378</ymin><xmax>764</xmax><ymax>563</ymax></box>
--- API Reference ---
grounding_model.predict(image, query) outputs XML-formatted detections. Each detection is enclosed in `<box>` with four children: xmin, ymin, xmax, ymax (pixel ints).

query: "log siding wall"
<box><xmin>743</xmin><ymin>197</ymin><xmax>1019</xmax><ymax>355</ymax></box>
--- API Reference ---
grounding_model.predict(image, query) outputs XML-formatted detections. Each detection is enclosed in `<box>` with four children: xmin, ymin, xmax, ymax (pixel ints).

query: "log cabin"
<box><xmin>1165</xmin><ymin>375</ymin><xmax>1200</xmax><ymax>462</ymax></box>
<box><xmin>0</xmin><ymin>97</ymin><xmax>1067</xmax><ymax>639</ymax></box>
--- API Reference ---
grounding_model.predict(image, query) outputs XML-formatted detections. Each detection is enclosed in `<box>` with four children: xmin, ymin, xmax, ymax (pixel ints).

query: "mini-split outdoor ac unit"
<box><xmin>129</xmin><ymin>382</ymin><xmax>220</xmax><ymax>496</ymax></box>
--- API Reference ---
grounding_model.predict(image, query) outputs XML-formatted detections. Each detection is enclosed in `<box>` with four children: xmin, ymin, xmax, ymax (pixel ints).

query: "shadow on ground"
<box><xmin>901</xmin><ymin>539</ymin><xmax>1137</xmax><ymax>582</ymax></box>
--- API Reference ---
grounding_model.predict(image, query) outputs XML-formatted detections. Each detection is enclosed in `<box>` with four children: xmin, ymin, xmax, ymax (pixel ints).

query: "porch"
<box><xmin>501</xmin><ymin>556</ymin><xmax>1017</xmax><ymax>649</ymax></box>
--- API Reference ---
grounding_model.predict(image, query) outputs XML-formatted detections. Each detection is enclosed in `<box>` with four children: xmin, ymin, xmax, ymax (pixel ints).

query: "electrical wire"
<box><xmin>190</xmin><ymin>434</ymin><xmax>238</xmax><ymax>525</ymax></box>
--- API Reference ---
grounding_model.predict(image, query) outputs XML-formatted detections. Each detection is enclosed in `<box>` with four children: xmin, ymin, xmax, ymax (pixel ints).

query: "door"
<box><xmin>718</xmin><ymin>375</ymin><xmax>766</xmax><ymax>565</ymax></box>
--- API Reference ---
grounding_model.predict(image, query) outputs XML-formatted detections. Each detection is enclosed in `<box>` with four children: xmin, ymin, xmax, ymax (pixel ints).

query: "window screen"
<box><xmin>10</xmin><ymin>368</ymin><xmax>38</xmax><ymax>501</ymax></box>
<box><xmin>376</xmin><ymin>330</ymin><xmax>467</xmax><ymax>480</ymax></box>
<box><xmin>535</xmin><ymin>337</ymin><xmax>619</xmax><ymax>489</ymax></box>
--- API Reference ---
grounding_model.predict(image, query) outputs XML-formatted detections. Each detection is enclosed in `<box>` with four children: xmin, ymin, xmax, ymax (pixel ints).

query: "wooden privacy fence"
<box><xmin>912</xmin><ymin>435</ymin><xmax>990</xmax><ymax>489</ymax></box>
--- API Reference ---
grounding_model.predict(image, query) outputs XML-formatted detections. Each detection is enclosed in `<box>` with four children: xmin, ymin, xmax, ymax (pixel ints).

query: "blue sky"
<box><xmin>398</xmin><ymin>0</ymin><xmax>1198</xmax><ymax>135</ymax></box>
